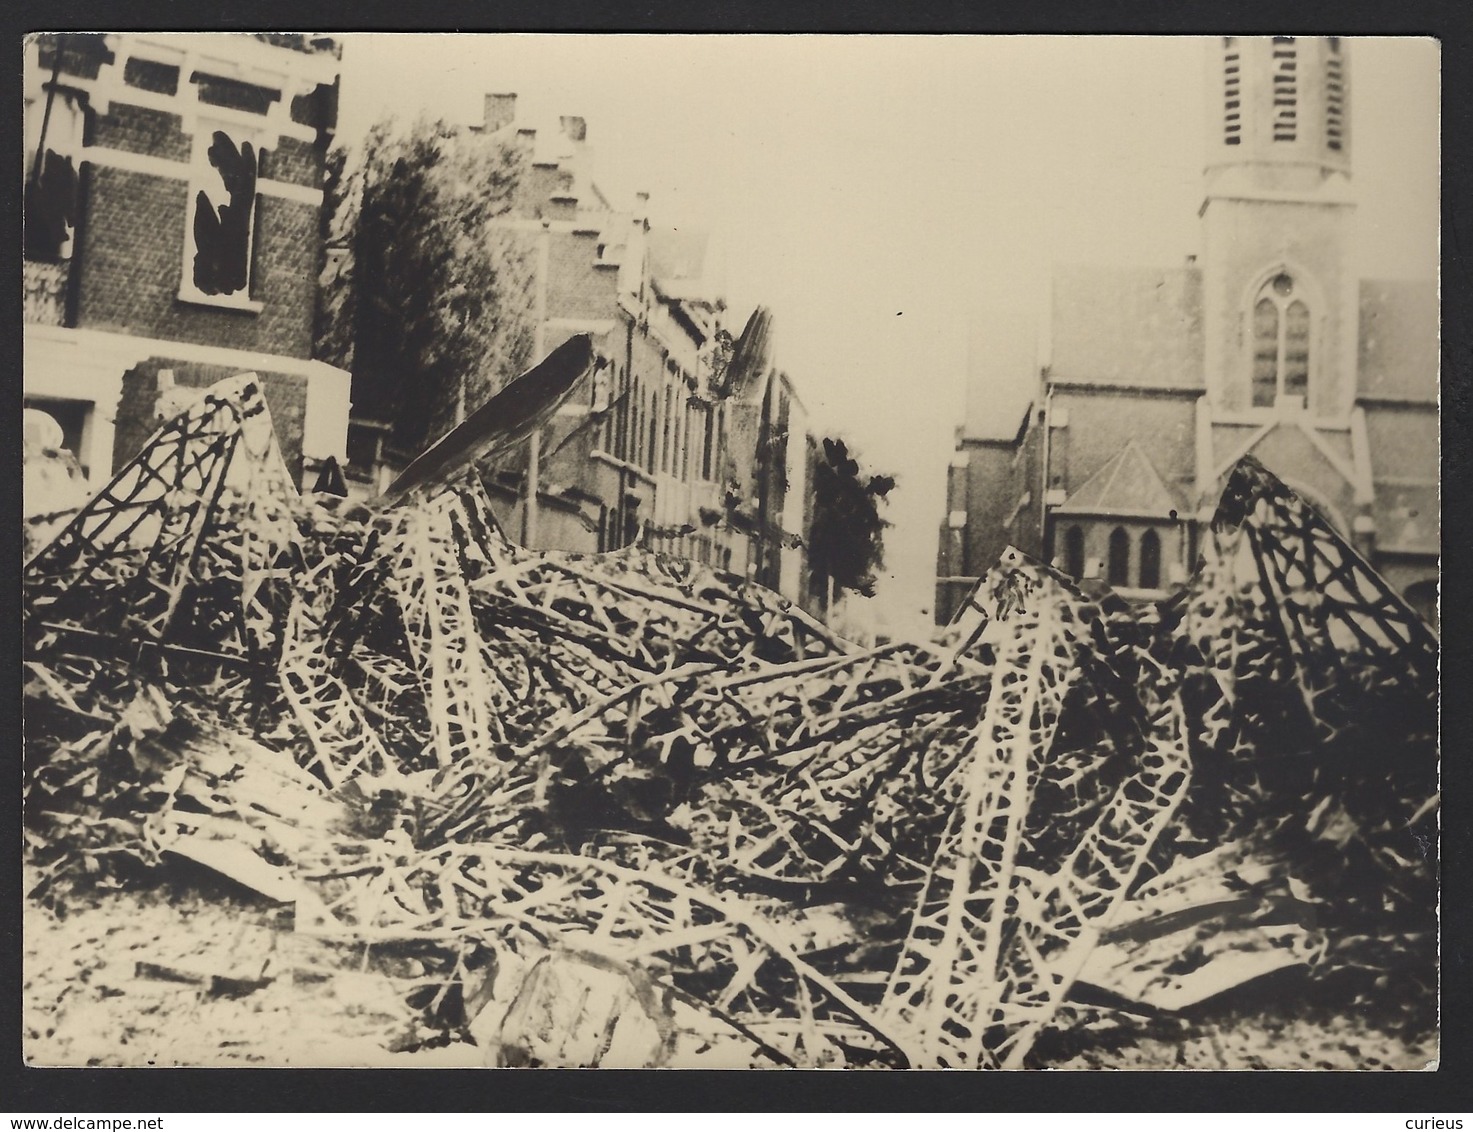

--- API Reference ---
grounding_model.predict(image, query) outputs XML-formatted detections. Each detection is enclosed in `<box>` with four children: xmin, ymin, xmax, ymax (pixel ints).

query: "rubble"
<box><xmin>23</xmin><ymin>366</ymin><xmax>1438</xmax><ymax>1068</ymax></box>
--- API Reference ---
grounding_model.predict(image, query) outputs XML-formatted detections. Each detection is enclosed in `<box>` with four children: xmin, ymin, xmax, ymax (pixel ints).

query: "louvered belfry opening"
<box><xmin>1326</xmin><ymin>38</ymin><xmax>1346</xmax><ymax>152</ymax></box>
<box><xmin>1272</xmin><ymin>36</ymin><xmax>1299</xmax><ymax>143</ymax></box>
<box><xmin>1223</xmin><ymin>37</ymin><xmax>1243</xmax><ymax>146</ymax></box>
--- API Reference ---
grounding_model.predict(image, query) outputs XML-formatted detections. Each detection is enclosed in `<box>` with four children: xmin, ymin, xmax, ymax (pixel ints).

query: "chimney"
<box><xmin>560</xmin><ymin>115</ymin><xmax>587</xmax><ymax>143</ymax></box>
<box><xmin>482</xmin><ymin>92</ymin><xmax>517</xmax><ymax>133</ymax></box>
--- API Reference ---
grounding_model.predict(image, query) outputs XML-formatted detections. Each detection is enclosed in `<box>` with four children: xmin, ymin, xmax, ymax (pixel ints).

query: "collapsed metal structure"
<box><xmin>23</xmin><ymin>372</ymin><xmax>1438</xmax><ymax>1068</ymax></box>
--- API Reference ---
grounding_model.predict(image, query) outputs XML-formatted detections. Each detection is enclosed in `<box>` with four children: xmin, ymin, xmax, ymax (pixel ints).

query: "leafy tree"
<box><xmin>315</xmin><ymin>115</ymin><xmax>536</xmax><ymax>457</ymax></box>
<box><xmin>808</xmin><ymin>437</ymin><xmax>896</xmax><ymax>600</ymax></box>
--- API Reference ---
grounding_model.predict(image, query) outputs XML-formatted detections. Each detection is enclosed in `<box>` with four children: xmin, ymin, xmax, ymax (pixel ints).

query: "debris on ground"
<box><xmin>23</xmin><ymin>365</ymin><xmax>1438</xmax><ymax>1068</ymax></box>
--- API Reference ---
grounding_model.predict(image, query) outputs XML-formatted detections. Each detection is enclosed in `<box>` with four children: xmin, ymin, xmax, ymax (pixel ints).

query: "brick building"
<box><xmin>23</xmin><ymin>32</ymin><xmax>350</xmax><ymax>496</ymax></box>
<box><xmin>353</xmin><ymin>96</ymin><xmax>817</xmax><ymax>608</ymax></box>
<box><xmin>937</xmin><ymin>37</ymin><xmax>1438</xmax><ymax>626</ymax></box>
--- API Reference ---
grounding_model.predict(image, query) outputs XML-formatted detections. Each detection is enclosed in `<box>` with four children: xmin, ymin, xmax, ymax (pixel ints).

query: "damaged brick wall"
<box><xmin>77</xmin><ymin>168</ymin><xmax>320</xmax><ymax>352</ymax></box>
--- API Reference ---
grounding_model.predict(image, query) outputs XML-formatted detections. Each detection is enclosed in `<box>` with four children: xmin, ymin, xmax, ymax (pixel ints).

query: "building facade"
<box><xmin>937</xmin><ymin>37</ymin><xmax>1438</xmax><ymax>626</ymax></box>
<box><xmin>349</xmin><ymin>95</ymin><xmax>817</xmax><ymax>608</ymax></box>
<box><xmin>23</xmin><ymin>32</ymin><xmax>351</xmax><ymax>497</ymax></box>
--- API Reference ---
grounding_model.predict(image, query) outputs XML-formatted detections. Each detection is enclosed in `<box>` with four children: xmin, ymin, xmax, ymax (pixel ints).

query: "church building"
<box><xmin>936</xmin><ymin>37</ymin><xmax>1438</xmax><ymax>626</ymax></box>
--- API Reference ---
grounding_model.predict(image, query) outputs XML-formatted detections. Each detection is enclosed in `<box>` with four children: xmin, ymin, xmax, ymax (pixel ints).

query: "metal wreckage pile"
<box><xmin>24</xmin><ymin>337</ymin><xmax>1438</xmax><ymax>1069</ymax></box>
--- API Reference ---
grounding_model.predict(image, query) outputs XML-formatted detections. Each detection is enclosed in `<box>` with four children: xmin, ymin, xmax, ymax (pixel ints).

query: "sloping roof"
<box><xmin>1373</xmin><ymin>481</ymin><xmax>1439</xmax><ymax>557</ymax></box>
<box><xmin>1048</xmin><ymin>263</ymin><xmax>1205</xmax><ymax>390</ymax></box>
<box><xmin>1358</xmin><ymin>278</ymin><xmax>1438</xmax><ymax>401</ymax></box>
<box><xmin>1054</xmin><ymin>439</ymin><xmax>1181</xmax><ymax>518</ymax></box>
<box><xmin>647</xmin><ymin>228</ymin><xmax>714</xmax><ymax>300</ymax></box>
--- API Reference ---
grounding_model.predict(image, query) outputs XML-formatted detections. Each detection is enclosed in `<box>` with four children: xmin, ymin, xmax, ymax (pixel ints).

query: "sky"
<box><xmin>335</xmin><ymin>35</ymin><xmax>1439</xmax><ymax>639</ymax></box>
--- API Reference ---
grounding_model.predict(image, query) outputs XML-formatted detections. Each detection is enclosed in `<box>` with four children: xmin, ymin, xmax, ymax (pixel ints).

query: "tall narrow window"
<box><xmin>647</xmin><ymin>391</ymin><xmax>658</xmax><ymax>471</ymax></box>
<box><xmin>702</xmin><ymin>406</ymin><xmax>715</xmax><ymax>480</ymax></box>
<box><xmin>1108</xmin><ymin>527</ymin><xmax>1131</xmax><ymax>588</ymax></box>
<box><xmin>1064</xmin><ymin>526</ymin><xmax>1085</xmax><ymax>580</ymax></box>
<box><xmin>627</xmin><ymin>377</ymin><xmax>639</xmax><ymax>465</ymax></box>
<box><xmin>682</xmin><ymin>403</ymin><xmax>694</xmax><ymax>481</ymax></box>
<box><xmin>661</xmin><ymin>386</ymin><xmax>673</xmax><ymax>473</ymax></box>
<box><xmin>627</xmin><ymin>372</ymin><xmax>637</xmax><ymax>461</ymax></box>
<box><xmin>1222</xmin><ymin>38</ymin><xmax>1242</xmax><ymax>146</ymax></box>
<box><xmin>715</xmin><ymin>404</ymin><xmax>726</xmax><ymax>478</ymax></box>
<box><xmin>615</xmin><ymin>367</ymin><xmax>629</xmax><ymax>459</ymax></box>
<box><xmin>1271</xmin><ymin>37</ymin><xmax>1298</xmax><ymax>142</ymax></box>
<box><xmin>1250</xmin><ymin>272</ymin><xmax>1312</xmax><ymax>408</ymax></box>
<box><xmin>1139</xmin><ymin>529</ymin><xmax>1162</xmax><ymax>590</ymax></box>
<box><xmin>1252</xmin><ymin>298</ymin><xmax>1280</xmax><ymax>407</ymax></box>
<box><xmin>1283</xmin><ymin>300</ymin><xmax>1310</xmax><ymax>398</ymax></box>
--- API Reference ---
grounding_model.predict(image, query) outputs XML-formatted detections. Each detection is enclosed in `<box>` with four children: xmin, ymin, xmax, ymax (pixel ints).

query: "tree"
<box><xmin>808</xmin><ymin>437</ymin><xmax>896</xmax><ymax>601</ymax></box>
<box><xmin>315</xmin><ymin>115</ymin><xmax>536</xmax><ymax>459</ymax></box>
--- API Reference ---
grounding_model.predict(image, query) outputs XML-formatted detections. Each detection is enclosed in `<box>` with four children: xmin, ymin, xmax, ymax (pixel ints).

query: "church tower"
<box><xmin>1199</xmin><ymin>37</ymin><xmax>1359</xmax><ymax>419</ymax></box>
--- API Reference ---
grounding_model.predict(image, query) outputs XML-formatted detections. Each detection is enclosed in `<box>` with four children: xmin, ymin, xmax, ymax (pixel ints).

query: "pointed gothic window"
<box><xmin>1284</xmin><ymin>300</ymin><xmax>1310</xmax><ymax>398</ymax></box>
<box><xmin>1108</xmin><ymin>527</ymin><xmax>1131</xmax><ymax>588</ymax></box>
<box><xmin>1251</xmin><ymin>273</ymin><xmax>1312</xmax><ymax>408</ymax></box>
<box><xmin>1139</xmin><ymin>529</ymin><xmax>1162</xmax><ymax>590</ymax></box>
<box><xmin>1064</xmin><ymin>525</ymin><xmax>1085</xmax><ymax>580</ymax></box>
<box><xmin>1252</xmin><ymin>298</ymin><xmax>1280</xmax><ymax>407</ymax></box>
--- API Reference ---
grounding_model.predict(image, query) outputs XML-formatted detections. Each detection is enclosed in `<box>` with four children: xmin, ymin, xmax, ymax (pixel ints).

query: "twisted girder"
<box><xmin>24</xmin><ymin>374</ymin><xmax>1434</xmax><ymax>1066</ymax></box>
<box><xmin>24</xmin><ymin>374</ymin><xmax>301</xmax><ymax>666</ymax></box>
<box><xmin>881</xmin><ymin>553</ymin><xmax>1086</xmax><ymax>1066</ymax></box>
<box><xmin>878</xmin><ymin>551</ymin><xmax>1195</xmax><ymax>1069</ymax></box>
<box><xmin>300</xmin><ymin>841</ymin><xmax>918</xmax><ymax>1068</ymax></box>
<box><xmin>1163</xmin><ymin>456</ymin><xmax>1437</xmax><ymax>924</ymax></box>
<box><xmin>1200</xmin><ymin>458</ymin><xmax>1437</xmax><ymax>732</ymax></box>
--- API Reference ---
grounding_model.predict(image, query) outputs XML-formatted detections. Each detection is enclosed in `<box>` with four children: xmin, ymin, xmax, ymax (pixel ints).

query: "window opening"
<box><xmin>24</xmin><ymin>89</ymin><xmax>84</xmax><ymax>262</ymax></box>
<box><xmin>647</xmin><ymin>391</ymin><xmax>658</xmax><ymax>470</ymax></box>
<box><xmin>702</xmin><ymin>405</ymin><xmax>715</xmax><ymax>481</ymax></box>
<box><xmin>183</xmin><ymin>125</ymin><xmax>263</xmax><ymax>303</ymax></box>
<box><xmin>1326</xmin><ymin>49</ymin><xmax>1345</xmax><ymax>151</ymax></box>
<box><xmin>1064</xmin><ymin>526</ymin><xmax>1085</xmax><ymax>580</ymax></box>
<box><xmin>1272</xmin><ymin>37</ymin><xmax>1298</xmax><ymax>142</ymax></box>
<box><xmin>661</xmin><ymin>385</ymin><xmax>673</xmax><ymax>473</ymax></box>
<box><xmin>1250</xmin><ymin>272</ymin><xmax>1312</xmax><ymax>408</ymax></box>
<box><xmin>1108</xmin><ymin>527</ymin><xmax>1131</xmax><ymax>588</ymax></box>
<box><xmin>1139</xmin><ymin>529</ymin><xmax>1162</xmax><ymax>590</ymax></box>
<box><xmin>1223</xmin><ymin>40</ymin><xmax>1242</xmax><ymax>146</ymax></box>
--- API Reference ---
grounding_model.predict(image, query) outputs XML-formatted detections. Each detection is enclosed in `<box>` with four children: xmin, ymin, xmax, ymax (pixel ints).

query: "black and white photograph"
<box><xmin>20</xmin><ymin>32</ymin><xmax>1440</xmax><ymax>1072</ymax></box>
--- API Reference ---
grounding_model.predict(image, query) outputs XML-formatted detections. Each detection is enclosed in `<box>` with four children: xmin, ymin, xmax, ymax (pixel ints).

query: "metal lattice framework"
<box><xmin>278</xmin><ymin>585</ymin><xmax>391</xmax><ymax>789</ymax></box>
<box><xmin>1158</xmin><ymin>456</ymin><xmax>1438</xmax><ymax>927</ymax></box>
<box><xmin>527</xmin><ymin>636</ymin><xmax>995</xmax><ymax>889</ymax></box>
<box><xmin>1186</xmin><ymin>457</ymin><xmax>1437</xmax><ymax>735</ymax></box>
<box><xmin>24</xmin><ymin>374</ymin><xmax>300</xmax><ymax>669</ymax></box>
<box><xmin>26</xmin><ymin>372</ymin><xmax>1435</xmax><ymax>1068</ymax></box>
<box><xmin>382</xmin><ymin>488</ymin><xmax>508</xmax><ymax>769</ymax></box>
<box><xmin>875</xmin><ymin>554</ymin><xmax>1194</xmax><ymax>1069</ymax></box>
<box><xmin>879</xmin><ymin>555</ymin><xmax>1084</xmax><ymax>1066</ymax></box>
<box><xmin>300</xmin><ymin>841</ymin><xmax>919</xmax><ymax>1067</ymax></box>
